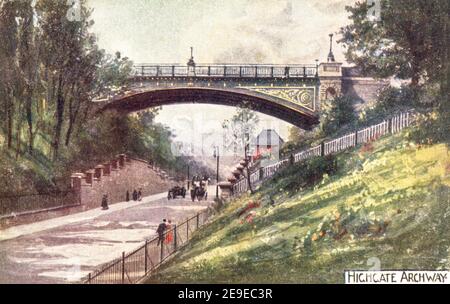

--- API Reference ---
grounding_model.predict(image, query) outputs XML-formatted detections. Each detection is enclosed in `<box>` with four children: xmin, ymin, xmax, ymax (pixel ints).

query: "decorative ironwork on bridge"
<box><xmin>241</xmin><ymin>86</ymin><xmax>317</xmax><ymax>111</ymax></box>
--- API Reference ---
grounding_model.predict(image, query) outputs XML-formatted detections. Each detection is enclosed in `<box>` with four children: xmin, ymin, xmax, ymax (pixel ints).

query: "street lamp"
<box><xmin>213</xmin><ymin>146</ymin><xmax>220</xmax><ymax>199</ymax></box>
<box><xmin>244</xmin><ymin>132</ymin><xmax>254</xmax><ymax>194</ymax></box>
<box><xmin>187</xmin><ymin>163</ymin><xmax>190</xmax><ymax>190</ymax></box>
<box><xmin>244</xmin><ymin>132</ymin><xmax>251</xmax><ymax>161</ymax></box>
<box><xmin>315</xmin><ymin>59</ymin><xmax>319</xmax><ymax>77</ymax></box>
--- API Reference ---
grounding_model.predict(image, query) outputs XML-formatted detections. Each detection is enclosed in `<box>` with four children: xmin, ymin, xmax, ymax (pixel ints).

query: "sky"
<box><xmin>86</xmin><ymin>0</ymin><xmax>357</xmax><ymax>155</ymax></box>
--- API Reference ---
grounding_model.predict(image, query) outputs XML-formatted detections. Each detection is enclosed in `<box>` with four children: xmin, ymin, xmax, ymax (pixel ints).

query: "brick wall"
<box><xmin>71</xmin><ymin>154</ymin><xmax>175</xmax><ymax>210</ymax></box>
<box><xmin>342</xmin><ymin>77</ymin><xmax>390</xmax><ymax>110</ymax></box>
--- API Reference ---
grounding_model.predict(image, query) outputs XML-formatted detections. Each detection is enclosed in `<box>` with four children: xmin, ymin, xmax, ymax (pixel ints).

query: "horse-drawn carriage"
<box><xmin>167</xmin><ymin>185</ymin><xmax>186</xmax><ymax>199</ymax></box>
<box><xmin>190</xmin><ymin>176</ymin><xmax>209</xmax><ymax>202</ymax></box>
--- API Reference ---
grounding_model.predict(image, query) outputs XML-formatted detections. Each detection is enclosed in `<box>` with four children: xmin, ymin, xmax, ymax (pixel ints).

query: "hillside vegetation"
<box><xmin>148</xmin><ymin>131</ymin><xmax>450</xmax><ymax>283</ymax></box>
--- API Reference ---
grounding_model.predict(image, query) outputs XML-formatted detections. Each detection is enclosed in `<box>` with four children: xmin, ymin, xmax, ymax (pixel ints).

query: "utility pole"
<box><xmin>244</xmin><ymin>134</ymin><xmax>254</xmax><ymax>194</ymax></box>
<box><xmin>187</xmin><ymin>164</ymin><xmax>190</xmax><ymax>190</ymax></box>
<box><xmin>214</xmin><ymin>146</ymin><xmax>220</xmax><ymax>199</ymax></box>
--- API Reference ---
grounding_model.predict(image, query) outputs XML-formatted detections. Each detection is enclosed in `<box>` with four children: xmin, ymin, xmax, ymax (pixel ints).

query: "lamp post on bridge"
<box><xmin>315</xmin><ymin>59</ymin><xmax>319</xmax><ymax>77</ymax></box>
<box><xmin>328</xmin><ymin>33</ymin><xmax>336</xmax><ymax>63</ymax></box>
<box><xmin>187</xmin><ymin>46</ymin><xmax>196</xmax><ymax>76</ymax></box>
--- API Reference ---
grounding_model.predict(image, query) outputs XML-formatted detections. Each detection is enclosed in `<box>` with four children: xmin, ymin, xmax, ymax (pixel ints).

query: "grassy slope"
<box><xmin>147</xmin><ymin>131</ymin><xmax>450</xmax><ymax>283</ymax></box>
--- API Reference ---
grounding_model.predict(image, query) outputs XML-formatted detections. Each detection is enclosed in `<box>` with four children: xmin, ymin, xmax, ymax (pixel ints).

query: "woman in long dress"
<box><xmin>101</xmin><ymin>194</ymin><xmax>109</xmax><ymax>210</ymax></box>
<box><xmin>165</xmin><ymin>220</ymin><xmax>173</xmax><ymax>244</ymax></box>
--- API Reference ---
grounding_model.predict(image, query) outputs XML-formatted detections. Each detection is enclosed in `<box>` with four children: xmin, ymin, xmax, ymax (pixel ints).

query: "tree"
<box><xmin>281</xmin><ymin>126</ymin><xmax>318</xmax><ymax>155</ymax></box>
<box><xmin>339</xmin><ymin>0</ymin><xmax>449</xmax><ymax>89</ymax></box>
<box><xmin>222</xmin><ymin>103</ymin><xmax>259</xmax><ymax>156</ymax></box>
<box><xmin>96</xmin><ymin>51</ymin><xmax>134</xmax><ymax>98</ymax></box>
<box><xmin>16</xmin><ymin>0</ymin><xmax>40</xmax><ymax>154</ymax></box>
<box><xmin>36</xmin><ymin>0</ymin><xmax>102</xmax><ymax>159</ymax></box>
<box><xmin>0</xmin><ymin>0</ymin><xmax>20</xmax><ymax>150</ymax></box>
<box><xmin>320</xmin><ymin>96</ymin><xmax>357</xmax><ymax>136</ymax></box>
<box><xmin>222</xmin><ymin>104</ymin><xmax>259</xmax><ymax>193</ymax></box>
<box><xmin>0</xmin><ymin>0</ymin><xmax>133</xmax><ymax>159</ymax></box>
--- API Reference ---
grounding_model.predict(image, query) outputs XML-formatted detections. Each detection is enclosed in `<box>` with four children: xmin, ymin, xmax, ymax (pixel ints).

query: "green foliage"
<box><xmin>96</xmin><ymin>51</ymin><xmax>134</xmax><ymax>96</ymax></box>
<box><xmin>212</xmin><ymin>197</ymin><xmax>226</xmax><ymax>214</ymax></box>
<box><xmin>0</xmin><ymin>1</ymin><xmax>169</xmax><ymax>195</ymax></box>
<box><xmin>339</xmin><ymin>0</ymin><xmax>449</xmax><ymax>88</ymax></box>
<box><xmin>222</xmin><ymin>103</ymin><xmax>259</xmax><ymax>155</ymax></box>
<box><xmin>320</xmin><ymin>95</ymin><xmax>357</xmax><ymax>137</ymax></box>
<box><xmin>70</xmin><ymin>110</ymin><xmax>166</xmax><ymax>166</ymax></box>
<box><xmin>281</xmin><ymin>127</ymin><xmax>318</xmax><ymax>155</ymax></box>
<box><xmin>408</xmin><ymin>109</ymin><xmax>450</xmax><ymax>145</ymax></box>
<box><xmin>282</xmin><ymin>96</ymin><xmax>357</xmax><ymax>156</ymax></box>
<box><xmin>358</xmin><ymin>85</ymin><xmax>424</xmax><ymax>126</ymax></box>
<box><xmin>339</xmin><ymin>0</ymin><xmax>449</xmax><ymax>151</ymax></box>
<box><xmin>0</xmin><ymin>0</ymin><xmax>135</xmax><ymax>159</ymax></box>
<box><xmin>267</xmin><ymin>155</ymin><xmax>339</xmax><ymax>195</ymax></box>
<box><xmin>0</xmin><ymin>148</ymin><xmax>59</xmax><ymax>195</ymax></box>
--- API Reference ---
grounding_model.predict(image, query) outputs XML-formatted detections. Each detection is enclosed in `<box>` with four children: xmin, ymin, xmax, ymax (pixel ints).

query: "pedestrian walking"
<box><xmin>126</xmin><ymin>190</ymin><xmax>130</xmax><ymax>202</ymax></box>
<box><xmin>165</xmin><ymin>220</ymin><xmax>173</xmax><ymax>244</ymax></box>
<box><xmin>101</xmin><ymin>194</ymin><xmax>109</xmax><ymax>210</ymax></box>
<box><xmin>138</xmin><ymin>188</ymin><xmax>142</xmax><ymax>201</ymax></box>
<box><xmin>132</xmin><ymin>189</ymin><xmax>138</xmax><ymax>201</ymax></box>
<box><xmin>156</xmin><ymin>219</ymin><xmax>167</xmax><ymax>246</ymax></box>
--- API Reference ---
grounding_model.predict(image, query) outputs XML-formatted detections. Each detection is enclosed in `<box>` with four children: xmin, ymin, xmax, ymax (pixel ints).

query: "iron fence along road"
<box><xmin>83</xmin><ymin>208</ymin><xmax>211</xmax><ymax>284</ymax></box>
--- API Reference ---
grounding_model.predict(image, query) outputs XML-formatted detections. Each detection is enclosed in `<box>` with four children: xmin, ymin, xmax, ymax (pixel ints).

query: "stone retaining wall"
<box><xmin>71</xmin><ymin>154</ymin><xmax>175</xmax><ymax>210</ymax></box>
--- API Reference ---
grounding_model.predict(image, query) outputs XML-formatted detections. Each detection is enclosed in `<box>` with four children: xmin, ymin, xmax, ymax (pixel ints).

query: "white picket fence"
<box><xmin>294</xmin><ymin>145</ymin><xmax>322</xmax><ymax>161</ymax></box>
<box><xmin>232</xmin><ymin>110</ymin><xmax>415</xmax><ymax>195</ymax></box>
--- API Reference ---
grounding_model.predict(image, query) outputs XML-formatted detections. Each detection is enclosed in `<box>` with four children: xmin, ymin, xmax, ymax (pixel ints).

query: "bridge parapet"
<box><xmin>132</xmin><ymin>64</ymin><xmax>318</xmax><ymax>79</ymax></box>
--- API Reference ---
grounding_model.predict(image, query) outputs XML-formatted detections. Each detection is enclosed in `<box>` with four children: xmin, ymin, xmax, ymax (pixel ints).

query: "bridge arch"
<box><xmin>95</xmin><ymin>87</ymin><xmax>320</xmax><ymax>130</ymax></box>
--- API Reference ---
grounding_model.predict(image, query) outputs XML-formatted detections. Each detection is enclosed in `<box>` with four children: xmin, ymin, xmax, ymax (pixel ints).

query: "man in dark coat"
<box><xmin>101</xmin><ymin>194</ymin><xmax>109</xmax><ymax>210</ymax></box>
<box><xmin>126</xmin><ymin>190</ymin><xmax>130</xmax><ymax>202</ymax></box>
<box><xmin>132</xmin><ymin>189</ymin><xmax>138</xmax><ymax>201</ymax></box>
<box><xmin>156</xmin><ymin>219</ymin><xmax>167</xmax><ymax>246</ymax></box>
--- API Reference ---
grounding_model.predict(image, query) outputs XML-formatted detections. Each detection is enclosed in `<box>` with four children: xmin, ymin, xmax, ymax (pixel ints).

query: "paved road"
<box><xmin>0</xmin><ymin>188</ymin><xmax>214</xmax><ymax>283</ymax></box>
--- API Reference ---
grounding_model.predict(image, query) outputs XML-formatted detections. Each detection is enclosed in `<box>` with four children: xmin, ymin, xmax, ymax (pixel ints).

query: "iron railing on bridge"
<box><xmin>132</xmin><ymin>64</ymin><xmax>318</xmax><ymax>78</ymax></box>
<box><xmin>233</xmin><ymin>111</ymin><xmax>416</xmax><ymax>194</ymax></box>
<box><xmin>83</xmin><ymin>208</ymin><xmax>212</xmax><ymax>284</ymax></box>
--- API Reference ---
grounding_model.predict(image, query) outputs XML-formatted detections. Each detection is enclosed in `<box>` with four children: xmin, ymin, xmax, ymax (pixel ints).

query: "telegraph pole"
<box><xmin>187</xmin><ymin>164</ymin><xmax>190</xmax><ymax>190</ymax></box>
<box><xmin>214</xmin><ymin>146</ymin><xmax>220</xmax><ymax>199</ymax></box>
<box><xmin>244</xmin><ymin>134</ymin><xmax>254</xmax><ymax>194</ymax></box>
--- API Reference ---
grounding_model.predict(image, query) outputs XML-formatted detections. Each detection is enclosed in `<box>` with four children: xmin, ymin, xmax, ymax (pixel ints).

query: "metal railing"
<box><xmin>0</xmin><ymin>190</ymin><xmax>78</xmax><ymax>218</ymax></box>
<box><xmin>83</xmin><ymin>208</ymin><xmax>212</xmax><ymax>284</ymax></box>
<box><xmin>233</xmin><ymin>110</ymin><xmax>416</xmax><ymax>194</ymax></box>
<box><xmin>132</xmin><ymin>64</ymin><xmax>318</xmax><ymax>78</ymax></box>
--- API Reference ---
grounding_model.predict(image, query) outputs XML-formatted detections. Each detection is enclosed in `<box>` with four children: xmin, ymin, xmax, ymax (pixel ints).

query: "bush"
<box><xmin>268</xmin><ymin>155</ymin><xmax>339</xmax><ymax>194</ymax></box>
<box><xmin>281</xmin><ymin>128</ymin><xmax>321</xmax><ymax>157</ymax></box>
<box><xmin>296</xmin><ymin>205</ymin><xmax>390</xmax><ymax>250</ymax></box>
<box><xmin>320</xmin><ymin>96</ymin><xmax>358</xmax><ymax>137</ymax></box>
<box><xmin>282</xmin><ymin>96</ymin><xmax>357</xmax><ymax>155</ymax></box>
<box><xmin>408</xmin><ymin>109</ymin><xmax>450</xmax><ymax>145</ymax></box>
<box><xmin>358</xmin><ymin>85</ymin><xmax>429</xmax><ymax>126</ymax></box>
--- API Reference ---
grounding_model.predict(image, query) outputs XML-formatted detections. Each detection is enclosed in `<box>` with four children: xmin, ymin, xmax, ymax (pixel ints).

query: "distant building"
<box><xmin>252</xmin><ymin>129</ymin><xmax>284</xmax><ymax>164</ymax></box>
